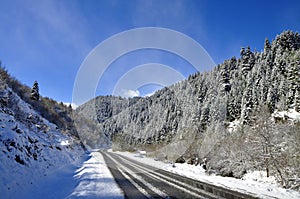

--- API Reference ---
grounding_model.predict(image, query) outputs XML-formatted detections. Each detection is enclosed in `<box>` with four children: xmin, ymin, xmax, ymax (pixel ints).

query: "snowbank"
<box><xmin>69</xmin><ymin>152</ymin><xmax>123</xmax><ymax>199</ymax></box>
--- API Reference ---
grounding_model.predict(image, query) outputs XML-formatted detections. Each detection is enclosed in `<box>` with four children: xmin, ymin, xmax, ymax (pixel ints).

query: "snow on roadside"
<box><xmin>113</xmin><ymin>150</ymin><xmax>300</xmax><ymax>199</ymax></box>
<box><xmin>69</xmin><ymin>151</ymin><xmax>124</xmax><ymax>199</ymax></box>
<box><xmin>2</xmin><ymin>151</ymin><xmax>124</xmax><ymax>199</ymax></box>
<box><xmin>242</xmin><ymin>171</ymin><xmax>277</xmax><ymax>184</ymax></box>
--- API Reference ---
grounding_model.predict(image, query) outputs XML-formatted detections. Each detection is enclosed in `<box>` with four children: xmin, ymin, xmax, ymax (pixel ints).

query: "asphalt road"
<box><xmin>100</xmin><ymin>151</ymin><xmax>259</xmax><ymax>199</ymax></box>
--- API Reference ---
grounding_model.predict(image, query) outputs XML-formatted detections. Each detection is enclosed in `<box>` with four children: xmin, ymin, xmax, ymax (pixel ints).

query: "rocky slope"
<box><xmin>0</xmin><ymin>71</ymin><xmax>85</xmax><ymax>195</ymax></box>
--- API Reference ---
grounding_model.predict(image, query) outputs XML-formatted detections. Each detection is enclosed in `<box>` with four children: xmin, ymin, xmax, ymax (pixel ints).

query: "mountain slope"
<box><xmin>78</xmin><ymin>30</ymin><xmax>300</xmax><ymax>191</ymax></box>
<box><xmin>79</xmin><ymin>30</ymin><xmax>300</xmax><ymax>147</ymax></box>
<box><xmin>75</xmin><ymin>95</ymin><xmax>141</xmax><ymax>148</ymax></box>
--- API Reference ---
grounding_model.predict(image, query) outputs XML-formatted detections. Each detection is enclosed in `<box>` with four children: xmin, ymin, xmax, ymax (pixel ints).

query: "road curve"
<box><xmin>100</xmin><ymin>151</ymin><xmax>259</xmax><ymax>199</ymax></box>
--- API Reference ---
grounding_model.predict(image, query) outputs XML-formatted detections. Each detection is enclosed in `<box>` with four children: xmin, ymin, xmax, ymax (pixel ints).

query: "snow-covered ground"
<box><xmin>69</xmin><ymin>151</ymin><xmax>123</xmax><ymax>199</ymax></box>
<box><xmin>272</xmin><ymin>109</ymin><xmax>300</xmax><ymax>121</ymax></box>
<box><xmin>1</xmin><ymin>149</ymin><xmax>123</xmax><ymax>199</ymax></box>
<box><xmin>113</xmin><ymin>150</ymin><xmax>300</xmax><ymax>199</ymax></box>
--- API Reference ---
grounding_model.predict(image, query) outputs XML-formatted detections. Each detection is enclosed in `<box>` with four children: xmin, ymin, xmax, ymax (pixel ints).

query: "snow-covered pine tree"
<box><xmin>277</xmin><ymin>75</ymin><xmax>289</xmax><ymax>110</ymax></box>
<box><xmin>199</xmin><ymin>103</ymin><xmax>210</xmax><ymax>132</ymax></box>
<box><xmin>241</xmin><ymin>81</ymin><xmax>254</xmax><ymax>124</ymax></box>
<box><xmin>31</xmin><ymin>80</ymin><xmax>39</xmax><ymax>101</ymax></box>
<box><xmin>295</xmin><ymin>89</ymin><xmax>300</xmax><ymax>112</ymax></box>
<box><xmin>264</xmin><ymin>38</ymin><xmax>271</xmax><ymax>55</ymax></box>
<box><xmin>287</xmin><ymin>50</ymin><xmax>300</xmax><ymax>108</ymax></box>
<box><xmin>220</xmin><ymin>61</ymin><xmax>231</xmax><ymax>93</ymax></box>
<box><xmin>241</xmin><ymin>46</ymin><xmax>255</xmax><ymax>76</ymax></box>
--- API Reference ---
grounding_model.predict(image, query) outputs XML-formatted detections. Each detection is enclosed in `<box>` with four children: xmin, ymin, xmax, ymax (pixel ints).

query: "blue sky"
<box><xmin>0</xmin><ymin>0</ymin><xmax>300</xmax><ymax>105</ymax></box>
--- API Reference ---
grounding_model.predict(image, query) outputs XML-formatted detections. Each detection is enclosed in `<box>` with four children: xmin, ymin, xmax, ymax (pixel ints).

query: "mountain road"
<box><xmin>100</xmin><ymin>151</ymin><xmax>259</xmax><ymax>199</ymax></box>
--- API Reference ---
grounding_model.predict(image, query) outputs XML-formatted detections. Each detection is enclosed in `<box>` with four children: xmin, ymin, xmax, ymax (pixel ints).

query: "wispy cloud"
<box><xmin>132</xmin><ymin>0</ymin><xmax>187</xmax><ymax>27</ymax></box>
<box><xmin>131</xmin><ymin>0</ymin><xmax>206</xmax><ymax>38</ymax></box>
<box><xmin>2</xmin><ymin>0</ymin><xmax>91</xmax><ymax>68</ymax></box>
<box><xmin>24</xmin><ymin>0</ymin><xmax>91</xmax><ymax>57</ymax></box>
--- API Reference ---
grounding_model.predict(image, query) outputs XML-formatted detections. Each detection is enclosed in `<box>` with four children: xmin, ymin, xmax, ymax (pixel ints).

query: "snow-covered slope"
<box><xmin>0</xmin><ymin>86</ymin><xmax>85</xmax><ymax>198</ymax></box>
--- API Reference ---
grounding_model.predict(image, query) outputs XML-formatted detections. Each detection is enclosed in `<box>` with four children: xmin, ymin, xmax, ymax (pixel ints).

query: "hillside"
<box><xmin>77</xmin><ymin>30</ymin><xmax>300</xmax><ymax>190</ymax></box>
<box><xmin>0</xmin><ymin>68</ymin><xmax>85</xmax><ymax>197</ymax></box>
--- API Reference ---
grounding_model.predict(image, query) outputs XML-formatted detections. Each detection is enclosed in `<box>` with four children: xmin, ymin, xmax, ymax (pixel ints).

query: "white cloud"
<box><xmin>145</xmin><ymin>91</ymin><xmax>156</xmax><ymax>97</ymax></box>
<box><xmin>112</xmin><ymin>63</ymin><xmax>185</xmax><ymax>98</ymax></box>
<box><xmin>63</xmin><ymin>102</ymin><xmax>79</xmax><ymax>110</ymax></box>
<box><xmin>122</xmin><ymin>89</ymin><xmax>140</xmax><ymax>98</ymax></box>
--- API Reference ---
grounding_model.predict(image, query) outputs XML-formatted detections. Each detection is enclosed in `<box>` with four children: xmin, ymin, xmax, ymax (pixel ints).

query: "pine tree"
<box><xmin>220</xmin><ymin>61</ymin><xmax>231</xmax><ymax>93</ymax></box>
<box><xmin>264</xmin><ymin>38</ymin><xmax>271</xmax><ymax>55</ymax></box>
<box><xmin>295</xmin><ymin>89</ymin><xmax>300</xmax><ymax>112</ymax></box>
<box><xmin>241</xmin><ymin>81</ymin><xmax>254</xmax><ymax>124</ymax></box>
<box><xmin>241</xmin><ymin>46</ymin><xmax>255</xmax><ymax>76</ymax></box>
<box><xmin>275</xmin><ymin>30</ymin><xmax>300</xmax><ymax>51</ymax></box>
<box><xmin>277</xmin><ymin>75</ymin><xmax>289</xmax><ymax>110</ymax></box>
<box><xmin>287</xmin><ymin>50</ymin><xmax>300</xmax><ymax>108</ymax></box>
<box><xmin>31</xmin><ymin>80</ymin><xmax>39</xmax><ymax>101</ymax></box>
<box><xmin>200</xmin><ymin>104</ymin><xmax>210</xmax><ymax>132</ymax></box>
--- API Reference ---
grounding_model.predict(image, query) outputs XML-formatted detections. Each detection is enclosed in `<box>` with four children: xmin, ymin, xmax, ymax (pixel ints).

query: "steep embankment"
<box><xmin>0</xmin><ymin>72</ymin><xmax>85</xmax><ymax>197</ymax></box>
